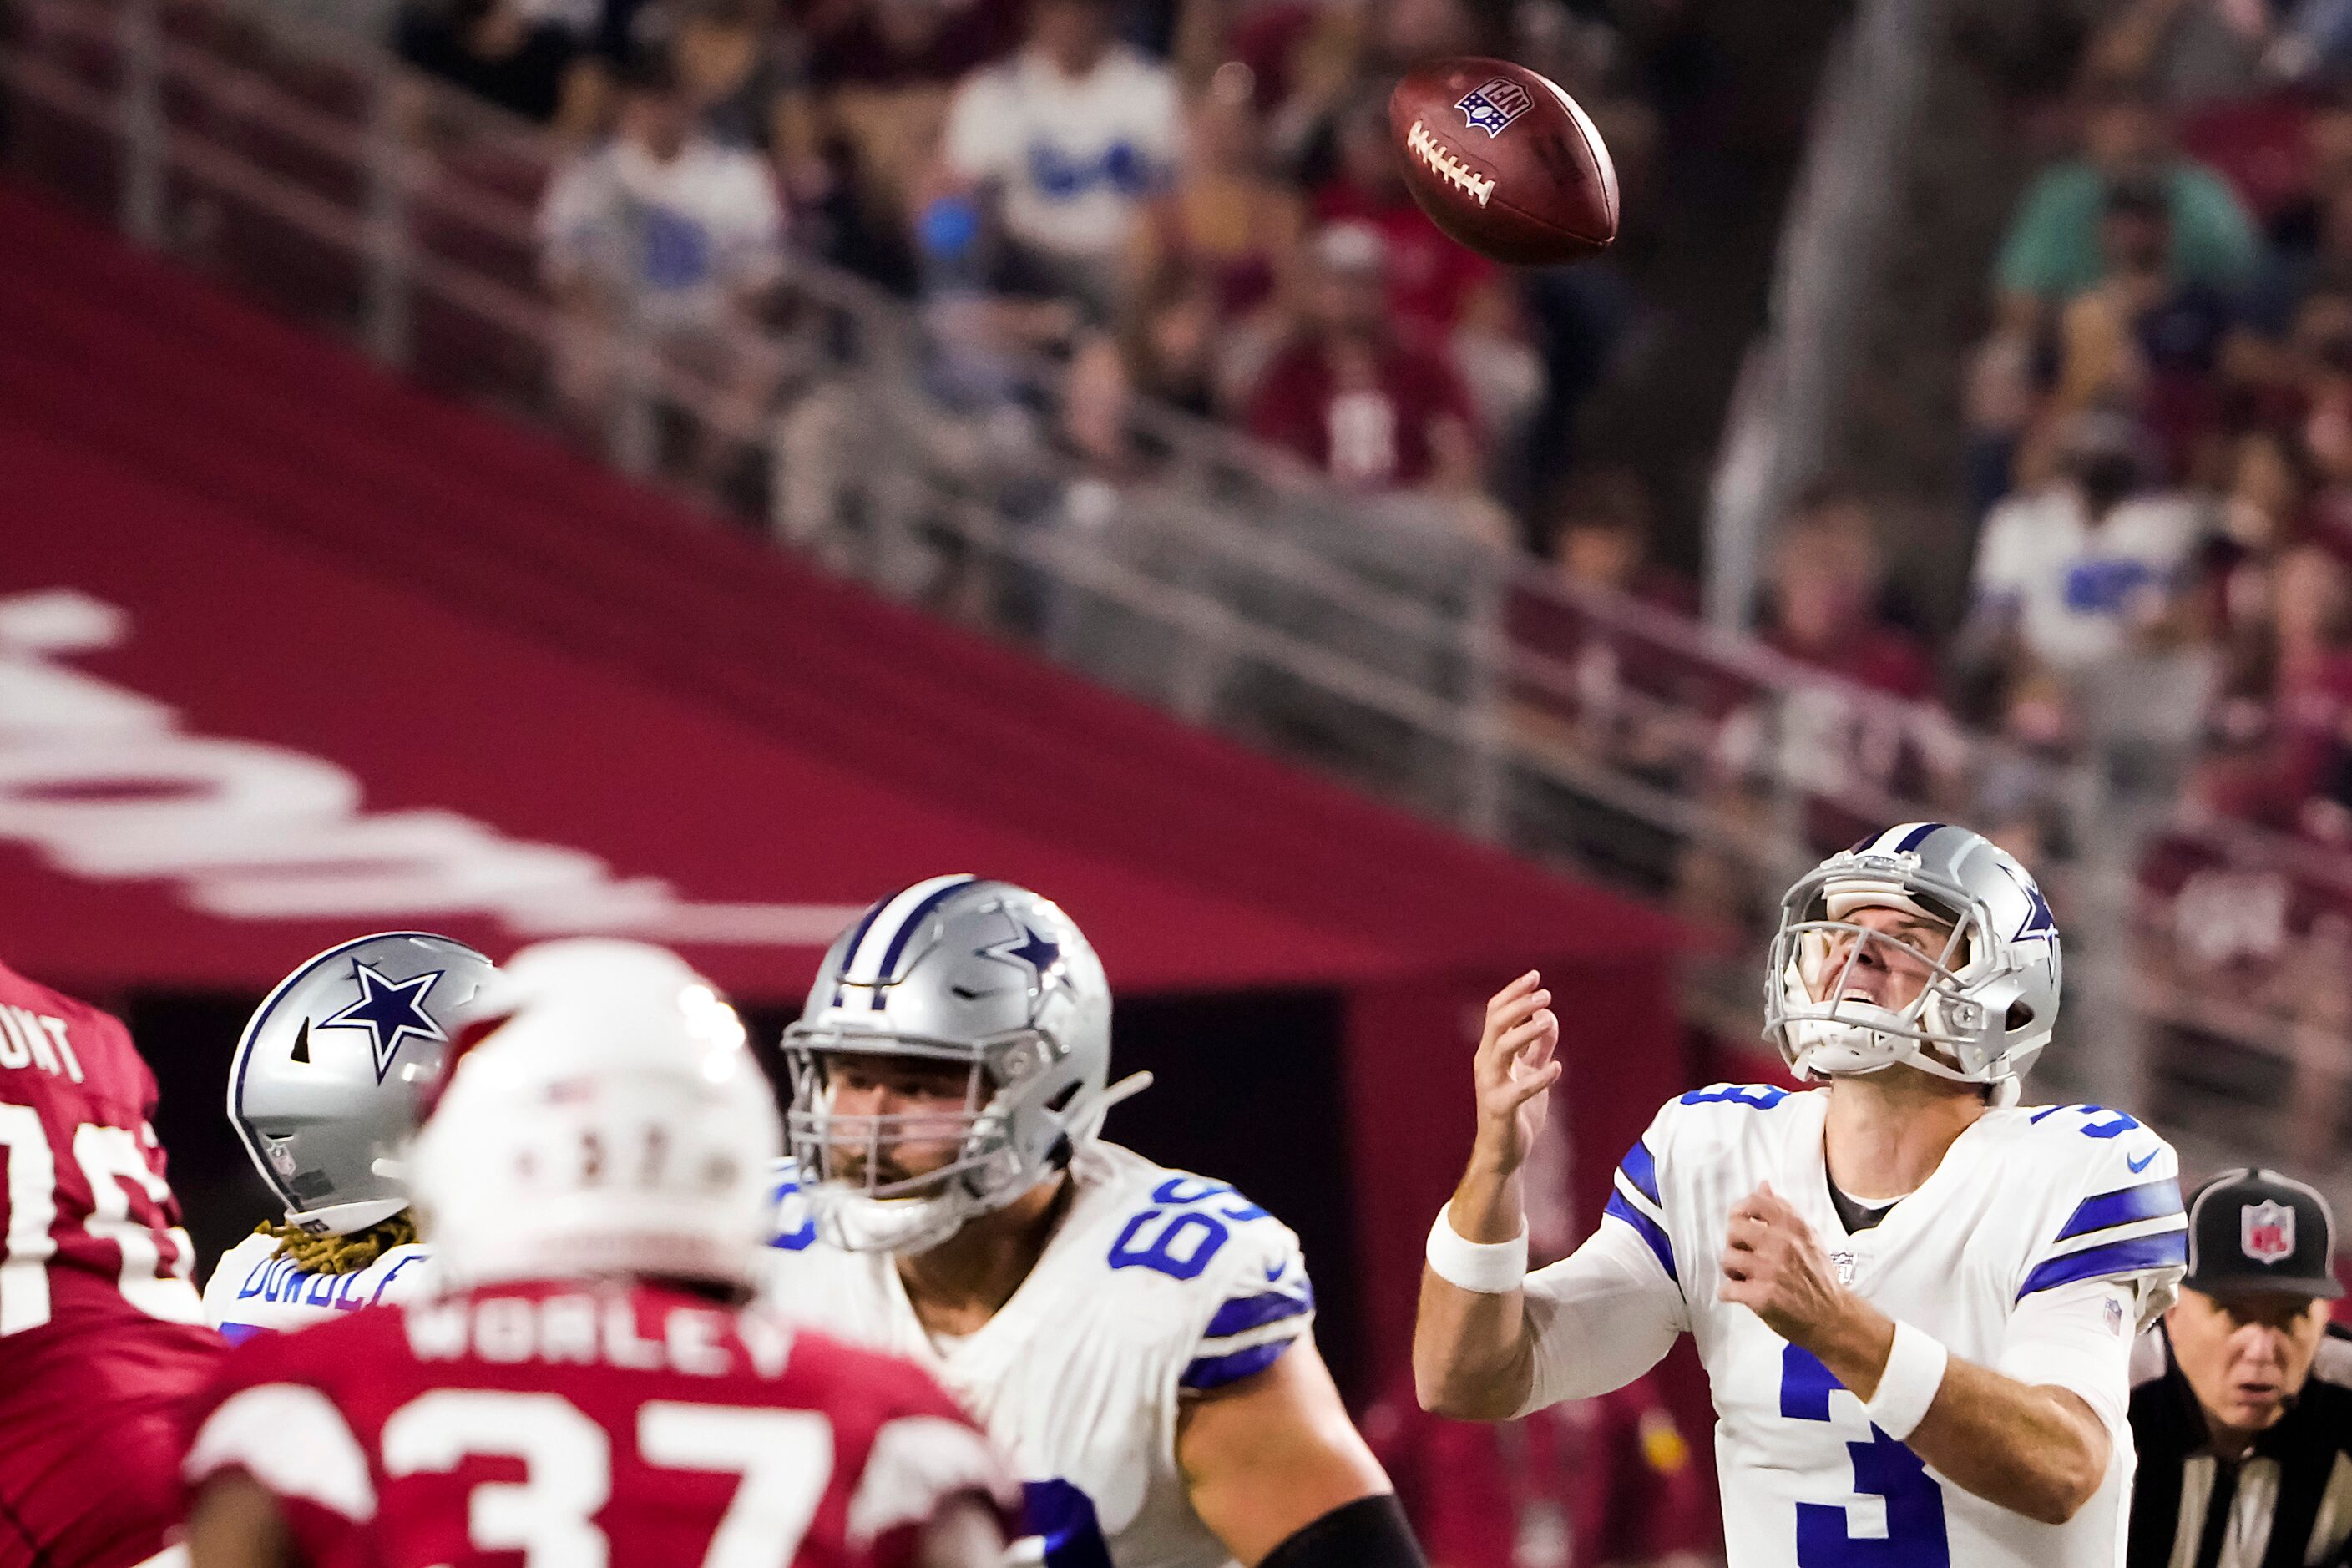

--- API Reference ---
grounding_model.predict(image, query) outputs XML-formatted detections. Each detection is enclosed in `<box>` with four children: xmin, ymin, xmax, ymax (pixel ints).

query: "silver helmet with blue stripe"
<box><xmin>783</xmin><ymin>876</ymin><xmax>1130</xmax><ymax>1254</ymax></box>
<box><xmin>229</xmin><ymin>932</ymin><xmax>498</xmax><ymax>1236</ymax></box>
<box><xmin>1764</xmin><ymin>823</ymin><xmax>2061</xmax><ymax>1101</ymax></box>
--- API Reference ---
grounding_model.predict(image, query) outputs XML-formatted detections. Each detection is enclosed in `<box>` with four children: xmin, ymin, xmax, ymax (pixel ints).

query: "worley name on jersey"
<box><xmin>771</xmin><ymin>1141</ymin><xmax>1316</xmax><ymax>1568</ymax></box>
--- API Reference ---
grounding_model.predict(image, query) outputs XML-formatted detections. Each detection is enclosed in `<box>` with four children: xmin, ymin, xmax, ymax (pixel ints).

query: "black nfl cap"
<box><xmin>2183</xmin><ymin>1168</ymin><xmax>2345</xmax><ymax>1300</ymax></box>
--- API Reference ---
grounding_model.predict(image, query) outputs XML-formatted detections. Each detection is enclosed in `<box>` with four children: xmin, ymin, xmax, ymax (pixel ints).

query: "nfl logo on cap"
<box><xmin>2243</xmin><ymin>1199</ymin><xmax>2296</xmax><ymax>1265</ymax></box>
<box><xmin>2186</xmin><ymin>1167</ymin><xmax>2344</xmax><ymax>1299</ymax></box>
<box><xmin>1455</xmin><ymin>78</ymin><xmax>1534</xmax><ymax>138</ymax></box>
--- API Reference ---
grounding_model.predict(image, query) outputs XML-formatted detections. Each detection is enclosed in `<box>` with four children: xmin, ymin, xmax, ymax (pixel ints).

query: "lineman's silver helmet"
<box><xmin>229</xmin><ymin>933</ymin><xmax>496</xmax><ymax>1235</ymax></box>
<box><xmin>783</xmin><ymin>876</ymin><xmax>1136</xmax><ymax>1254</ymax></box>
<box><xmin>1764</xmin><ymin>823</ymin><xmax>2062</xmax><ymax>1101</ymax></box>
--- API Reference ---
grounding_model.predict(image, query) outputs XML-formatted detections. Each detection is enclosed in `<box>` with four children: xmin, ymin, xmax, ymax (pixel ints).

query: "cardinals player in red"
<box><xmin>181</xmin><ymin>940</ymin><xmax>1014</xmax><ymax>1568</ymax></box>
<box><xmin>0</xmin><ymin>958</ymin><xmax>219</xmax><ymax>1568</ymax></box>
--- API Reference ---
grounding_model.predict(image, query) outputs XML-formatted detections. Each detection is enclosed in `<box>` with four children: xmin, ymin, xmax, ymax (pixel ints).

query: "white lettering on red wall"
<box><xmin>0</xmin><ymin>589</ymin><xmax>858</xmax><ymax>947</ymax></box>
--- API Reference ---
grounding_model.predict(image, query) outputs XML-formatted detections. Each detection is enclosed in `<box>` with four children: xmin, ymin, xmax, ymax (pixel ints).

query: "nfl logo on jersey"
<box><xmin>2243</xmin><ymin>1200</ymin><xmax>2296</xmax><ymax>1264</ymax></box>
<box><xmin>1455</xmin><ymin>78</ymin><xmax>1533</xmax><ymax>137</ymax></box>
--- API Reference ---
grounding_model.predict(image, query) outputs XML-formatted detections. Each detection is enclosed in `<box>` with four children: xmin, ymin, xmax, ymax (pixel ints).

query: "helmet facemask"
<box><xmin>1767</xmin><ymin>865</ymin><xmax>2025</xmax><ymax>1088</ymax></box>
<box><xmin>783</xmin><ymin>1025</ymin><xmax>1066</xmax><ymax>1255</ymax></box>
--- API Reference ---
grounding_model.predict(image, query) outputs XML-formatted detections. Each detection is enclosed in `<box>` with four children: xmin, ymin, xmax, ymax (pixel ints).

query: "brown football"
<box><xmin>1388</xmin><ymin>58</ymin><xmax>1619</xmax><ymax>266</ymax></box>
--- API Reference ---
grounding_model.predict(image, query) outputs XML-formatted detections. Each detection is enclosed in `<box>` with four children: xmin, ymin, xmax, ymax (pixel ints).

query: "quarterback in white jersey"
<box><xmin>769</xmin><ymin>875</ymin><xmax>1422</xmax><ymax>1568</ymax></box>
<box><xmin>200</xmin><ymin>932</ymin><xmax>493</xmax><ymax>1338</ymax></box>
<box><xmin>1416</xmin><ymin>823</ymin><xmax>2188</xmax><ymax>1568</ymax></box>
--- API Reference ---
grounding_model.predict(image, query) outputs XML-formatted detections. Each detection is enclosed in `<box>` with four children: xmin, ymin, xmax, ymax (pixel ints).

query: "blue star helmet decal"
<box><xmin>980</xmin><ymin>920</ymin><xmax>1063</xmax><ymax>994</ymax></box>
<box><xmin>320</xmin><ymin>961</ymin><xmax>451</xmax><ymax>1083</ymax></box>
<box><xmin>2006</xmin><ymin>866</ymin><xmax>2058</xmax><ymax>946</ymax></box>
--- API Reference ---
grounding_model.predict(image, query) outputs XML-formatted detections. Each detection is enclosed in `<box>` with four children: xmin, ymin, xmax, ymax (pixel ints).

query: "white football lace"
<box><xmin>1406</xmin><ymin>119</ymin><xmax>1495</xmax><ymax>209</ymax></box>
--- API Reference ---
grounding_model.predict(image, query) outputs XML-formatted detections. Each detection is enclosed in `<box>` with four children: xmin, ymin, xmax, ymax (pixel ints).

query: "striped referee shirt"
<box><xmin>2128</xmin><ymin>1322</ymin><xmax>2352</xmax><ymax>1568</ymax></box>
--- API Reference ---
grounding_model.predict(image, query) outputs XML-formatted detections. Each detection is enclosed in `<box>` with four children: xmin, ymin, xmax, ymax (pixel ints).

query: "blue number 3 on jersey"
<box><xmin>1782</xmin><ymin>1347</ymin><xmax>1950</xmax><ymax>1567</ymax></box>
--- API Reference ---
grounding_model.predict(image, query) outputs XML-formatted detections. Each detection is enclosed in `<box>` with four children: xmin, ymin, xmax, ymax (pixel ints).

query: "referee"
<box><xmin>2129</xmin><ymin>1168</ymin><xmax>2352</xmax><ymax>1568</ymax></box>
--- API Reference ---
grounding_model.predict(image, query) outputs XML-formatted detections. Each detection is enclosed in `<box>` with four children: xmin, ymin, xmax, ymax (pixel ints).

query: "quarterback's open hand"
<box><xmin>1718</xmin><ymin>1183</ymin><xmax>1850</xmax><ymax>1347</ymax></box>
<box><xmin>1469</xmin><ymin>971</ymin><xmax>1560</xmax><ymax>1176</ymax></box>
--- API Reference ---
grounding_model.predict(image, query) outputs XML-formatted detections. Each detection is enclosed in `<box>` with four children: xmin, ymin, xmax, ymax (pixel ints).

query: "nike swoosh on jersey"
<box><xmin>2127</xmin><ymin>1149</ymin><xmax>2157</xmax><ymax>1173</ymax></box>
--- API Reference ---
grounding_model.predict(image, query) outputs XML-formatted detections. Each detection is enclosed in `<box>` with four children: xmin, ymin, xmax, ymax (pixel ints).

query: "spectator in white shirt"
<box><xmin>930</xmin><ymin>0</ymin><xmax>1180</xmax><ymax>317</ymax></box>
<box><xmin>1970</xmin><ymin>412</ymin><xmax>2208</xmax><ymax>670</ymax></box>
<box><xmin>539</xmin><ymin>53</ymin><xmax>787</xmax><ymax>476</ymax></box>
<box><xmin>1965</xmin><ymin>409</ymin><xmax>2218</xmax><ymax>751</ymax></box>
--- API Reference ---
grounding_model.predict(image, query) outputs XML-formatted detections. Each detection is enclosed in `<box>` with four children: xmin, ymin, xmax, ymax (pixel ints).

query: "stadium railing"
<box><xmin>4</xmin><ymin>0</ymin><xmax>2344</xmax><ymax>1199</ymax></box>
<box><xmin>1705</xmin><ymin>0</ymin><xmax>1936</xmax><ymax>632</ymax></box>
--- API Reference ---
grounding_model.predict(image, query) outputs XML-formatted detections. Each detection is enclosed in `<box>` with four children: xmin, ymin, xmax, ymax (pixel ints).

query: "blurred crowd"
<box><xmin>1961</xmin><ymin>0</ymin><xmax>2352</xmax><ymax>1161</ymax></box>
<box><xmin>367</xmin><ymin>0</ymin><xmax>2352</xmax><ymax>1161</ymax></box>
<box><xmin>372</xmin><ymin>0</ymin><xmax>1673</xmax><ymax>530</ymax></box>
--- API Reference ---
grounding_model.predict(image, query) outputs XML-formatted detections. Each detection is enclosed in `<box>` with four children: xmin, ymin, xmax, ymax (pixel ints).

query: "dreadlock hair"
<box><xmin>257</xmin><ymin>1209</ymin><xmax>418</xmax><ymax>1274</ymax></box>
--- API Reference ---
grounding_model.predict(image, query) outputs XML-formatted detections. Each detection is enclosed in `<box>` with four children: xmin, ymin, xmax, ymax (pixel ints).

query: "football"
<box><xmin>1388</xmin><ymin>58</ymin><xmax>1620</xmax><ymax>266</ymax></box>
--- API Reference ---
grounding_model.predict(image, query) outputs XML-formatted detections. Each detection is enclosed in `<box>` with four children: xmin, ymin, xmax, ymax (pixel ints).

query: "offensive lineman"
<box><xmin>1416</xmin><ymin>823</ymin><xmax>2189</xmax><ymax>1567</ymax></box>
<box><xmin>183</xmin><ymin>938</ymin><xmax>1016</xmax><ymax>1568</ymax></box>
<box><xmin>203</xmin><ymin>933</ymin><xmax>493</xmax><ymax>1338</ymax></box>
<box><xmin>771</xmin><ymin>874</ymin><xmax>1427</xmax><ymax>1568</ymax></box>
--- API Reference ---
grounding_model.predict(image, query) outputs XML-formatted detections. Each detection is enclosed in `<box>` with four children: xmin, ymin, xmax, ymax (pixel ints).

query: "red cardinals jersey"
<box><xmin>0</xmin><ymin>959</ymin><xmax>220</xmax><ymax>1568</ymax></box>
<box><xmin>184</xmin><ymin>1278</ymin><xmax>1014</xmax><ymax>1568</ymax></box>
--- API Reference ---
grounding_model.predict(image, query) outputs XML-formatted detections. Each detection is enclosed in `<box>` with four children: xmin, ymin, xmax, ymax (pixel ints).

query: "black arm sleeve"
<box><xmin>1258</xmin><ymin>1494</ymin><xmax>1428</xmax><ymax>1568</ymax></box>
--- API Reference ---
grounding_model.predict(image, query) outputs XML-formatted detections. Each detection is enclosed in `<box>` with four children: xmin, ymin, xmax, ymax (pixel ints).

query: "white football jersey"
<box><xmin>202</xmin><ymin>1231</ymin><xmax>434</xmax><ymax>1343</ymax></box>
<box><xmin>1592</xmin><ymin>1084</ymin><xmax>2187</xmax><ymax>1568</ymax></box>
<box><xmin>765</xmin><ymin>1141</ymin><xmax>1315</xmax><ymax>1568</ymax></box>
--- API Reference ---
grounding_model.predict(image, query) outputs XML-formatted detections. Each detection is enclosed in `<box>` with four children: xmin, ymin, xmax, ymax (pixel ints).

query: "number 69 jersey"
<box><xmin>1579</xmin><ymin>1085</ymin><xmax>2188</xmax><ymax>1568</ymax></box>
<box><xmin>766</xmin><ymin>1141</ymin><xmax>1318</xmax><ymax>1568</ymax></box>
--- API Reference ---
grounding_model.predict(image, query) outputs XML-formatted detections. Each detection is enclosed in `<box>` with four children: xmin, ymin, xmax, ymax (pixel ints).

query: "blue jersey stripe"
<box><xmin>2056</xmin><ymin>1179</ymin><xmax>2183</xmax><ymax>1242</ymax></box>
<box><xmin>1618</xmin><ymin>1139</ymin><xmax>1662</xmax><ymax>1207</ymax></box>
<box><xmin>218</xmin><ymin>1322</ymin><xmax>270</xmax><ymax>1345</ymax></box>
<box><xmin>2017</xmin><ymin>1231</ymin><xmax>2188</xmax><ymax>1299</ymax></box>
<box><xmin>1604</xmin><ymin>1190</ymin><xmax>1677</xmax><ymax>1282</ymax></box>
<box><xmin>1180</xmin><ymin>1338</ymin><xmax>1295</xmax><ymax>1391</ymax></box>
<box><xmin>1203</xmin><ymin>1287</ymin><xmax>1315</xmax><ymax>1340</ymax></box>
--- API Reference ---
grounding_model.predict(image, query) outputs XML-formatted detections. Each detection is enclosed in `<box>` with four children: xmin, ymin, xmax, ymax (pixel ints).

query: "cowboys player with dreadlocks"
<box><xmin>1417</xmin><ymin>824</ymin><xmax>2190</xmax><ymax>1568</ymax></box>
<box><xmin>202</xmin><ymin>933</ymin><xmax>493</xmax><ymax>1338</ymax></box>
<box><xmin>771</xmin><ymin>875</ymin><xmax>1426</xmax><ymax>1568</ymax></box>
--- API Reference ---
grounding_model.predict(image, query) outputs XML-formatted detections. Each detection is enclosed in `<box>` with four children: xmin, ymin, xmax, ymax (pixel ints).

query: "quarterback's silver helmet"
<box><xmin>1764</xmin><ymin>823</ymin><xmax>2061</xmax><ymax>1100</ymax></box>
<box><xmin>229</xmin><ymin>932</ymin><xmax>497</xmax><ymax>1236</ymax></box>
<box><xmin>783</xmin><ymin>875</ymin><xmax>1133</xmax><ymax>1254</ymax></box>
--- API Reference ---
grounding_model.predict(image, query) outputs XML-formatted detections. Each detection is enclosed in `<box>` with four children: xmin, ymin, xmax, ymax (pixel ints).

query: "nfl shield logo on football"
<box><xmin>2243</xmin><ymin>1199</ymin><xmax>2296</xmax><ymax>1264</ymax></box>
<box><xmin>1455</xmin><ymin>78</ymin><xmax>1534</xmax><ymax>138</ymax></box>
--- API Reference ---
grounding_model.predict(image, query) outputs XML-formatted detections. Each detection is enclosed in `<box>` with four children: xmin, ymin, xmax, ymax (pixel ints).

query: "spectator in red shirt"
<box><xmin>1732</xmin><ymin>483</ymin><xmax>1960</xmax><ymax>851</ymax></box>
<box><xmin>1246</xmin><ymin>221</ymin><xmax>1479</xmax><ymax>492</ymax></box>
<box><xmin>1758</xmin><ymin>483</ymin><xmax>1935</xmax><ymax>701</ymax></box>
<box><xmin>1312</xmin><ymin>99</ymin><xmax>1502</xmax><ymax>337</ymax></box>
<box><xmin>1507</xmin><ymin>471</ymin><xmax>1702</xmax><ymax>756</ymax></box>
<box><xmin>2223</xmin><ymin>543</ymin><xmax>2352</xmax><ymax>837</ymax></box>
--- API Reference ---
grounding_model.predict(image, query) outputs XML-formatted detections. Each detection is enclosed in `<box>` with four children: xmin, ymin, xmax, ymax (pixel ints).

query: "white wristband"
<box><xmin>1863</xmin><ymin>1320</ymin><xmax>1950</xmax><ymax>1440</ymax></box>
<box><xmin>1425</xmin><ymin>1205</ymin><xmax>1529</xmax><ymax>1293</ymax></box>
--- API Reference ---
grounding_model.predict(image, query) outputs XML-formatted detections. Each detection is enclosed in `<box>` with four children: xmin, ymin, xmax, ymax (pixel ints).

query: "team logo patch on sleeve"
<box><xmin>2243</xmin><ymin>1200</ymin><xmax>2296</xmax><ymax>1264</ymax></box>
<box><xmin>1454</xmin><ymin>78</ymin><xmax>1533</xmax><ymax>137</ymax></box>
